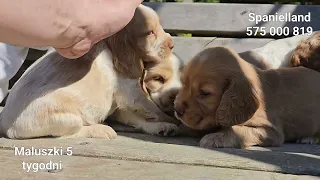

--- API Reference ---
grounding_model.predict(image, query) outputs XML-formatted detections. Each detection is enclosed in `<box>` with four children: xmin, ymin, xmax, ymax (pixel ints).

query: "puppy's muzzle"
<box><xmin>174</xmin><ymin>106</ymin><xmax>185</xmax><ymax>118</ymax></box>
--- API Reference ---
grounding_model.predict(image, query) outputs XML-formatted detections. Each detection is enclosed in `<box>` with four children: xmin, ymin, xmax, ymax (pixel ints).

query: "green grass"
<box><xmin>176</xmin><ymin>33</ymin><xmax>192</xmax><ymax>37</ymax></box>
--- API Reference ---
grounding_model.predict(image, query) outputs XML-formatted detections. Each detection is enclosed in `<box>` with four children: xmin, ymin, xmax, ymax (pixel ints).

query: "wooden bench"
<box><xmin>23</xmin><ymin>2</ymin><xmax>320</xmax><ymax>64</ymax></box>
<box><xmin>143</xmin><ymin>2</ymin><xmax>320</xmax><ymax>62</ymax></box>
<box><xmin>25</xmin><ymin>3</ymin><xmax>320</xmax><ymax>61</ymax></box>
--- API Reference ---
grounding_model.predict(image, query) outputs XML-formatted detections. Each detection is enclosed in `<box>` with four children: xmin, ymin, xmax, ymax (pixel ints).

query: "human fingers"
<box><xmin>55</xmin><ymin>37</ymin><xmax>92</xmax><ymax>59</ymax></box>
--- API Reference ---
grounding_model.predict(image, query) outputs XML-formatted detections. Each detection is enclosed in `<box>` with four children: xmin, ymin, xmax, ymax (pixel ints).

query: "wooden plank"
<box><xmin>144</xmin><ymin>2</ymin><xmax>320</xmax><ymax>37</ymax></box>
<box><xmin>172</xmin><ymin>37</ymin><xmax>274</xmax><ymax>62</ymax></box>
<box><xmin>181</xmin><ymin>0</ymin><xmax>194</xmax><ymax>3</ymax></box>
<box><xmin>0</xmin><ymin>149</ymin><xmax>315</xmax><ymax>180</ymax></box>
<box><xmin>25</xmin><ymin>37</ymin><xmax>273</xmax><ymax>62</ymax></box>
<box><xmin>0</xmin><ymin>133</ymin><xmax>319</xmax><ymax>176</ymax></box>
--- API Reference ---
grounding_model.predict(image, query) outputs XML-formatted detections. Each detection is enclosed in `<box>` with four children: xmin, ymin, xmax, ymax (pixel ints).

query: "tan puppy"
<box><xmin>0</xmin><ymin>4</ymin><xmax>180</xmax><ymax>139</ymax></box>
<box><xmin>291</xmin><ymin>32</ymin><xmax>320</xmax><ymax>72</ymax></box>
<box><xmin>174</xmin><ymin>46</ymin><xmax>320</xmax><ymax>148</ymax></box>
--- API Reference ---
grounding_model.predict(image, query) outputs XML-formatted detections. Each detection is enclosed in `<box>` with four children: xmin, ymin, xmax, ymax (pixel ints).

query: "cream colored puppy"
<box><xmin>143</xmin><ymin>53</ymin><xmax>183</xmax><ymax>116</ymax></box>
<box><xmin>0</xmin><ymin>4</ymin><xmax>179</xmax><ymax>139</ymax></box>
<box><xmin>239</xmin><ymin>32</ymin><xmax>317</xmax><ymax>70</ymax></box>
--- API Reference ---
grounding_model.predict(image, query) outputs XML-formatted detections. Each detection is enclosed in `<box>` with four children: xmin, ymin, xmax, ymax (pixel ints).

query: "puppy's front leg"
<box><xmin>113</xmin><ymin>109</ymin><xmax>180</xmax><ymax>136</ymax></box>
<box><xmin>118</xmin><ymin>79</ymin><xmax>178</xmax><ymax>124</ymax></box>
<box><xmin>133</xmin><ymin>97</ymin><xmax>178</xmax><ymax>124</ymax></box>
<box><xmin>199</xmin><ymin>125</ymin><xmax>283</xmax><ymax>149</ymax></box>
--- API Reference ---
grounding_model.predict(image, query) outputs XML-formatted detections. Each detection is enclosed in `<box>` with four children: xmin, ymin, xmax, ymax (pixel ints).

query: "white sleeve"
<box><xmin>30</xmin><ymin>46</ymin><xmax>51</xmax><ymax>51</ymax></box>
<box><xmin>0</xmin><ymin>43</ymin><xmax>29</xmax><ymax>102</ymax></box>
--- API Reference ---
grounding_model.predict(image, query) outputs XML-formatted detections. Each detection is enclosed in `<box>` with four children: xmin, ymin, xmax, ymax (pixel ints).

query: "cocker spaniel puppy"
<box><xmin>0</xmin><ymin>4</ymin><xmax>180</xmax><ymax>139</ymax></box>
<box><xmin>291</xmin><ymin>32</ymin><xmax>320</xmax><ymax>72</ymax></box>
<box><xmin>238</xmin><ymin>32</ymin><xmax>317</xmax><ymax>70</ymax></box>
<box><xmin>143</xmin><ymin>53</ymin><xmax>183</xmax><ymax>117</ymax></box>
<box><xmin>174</xmin><ymin>46</ymin><xmax>320</xmax><ymax>148</ymax></box>
<box><xmin>110</xmin><ymin>53</ymin><xmax>183</xmax><ymax>136</ymax></box>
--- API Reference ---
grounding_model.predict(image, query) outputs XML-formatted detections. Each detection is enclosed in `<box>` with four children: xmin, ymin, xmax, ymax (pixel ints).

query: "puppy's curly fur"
<box><xmin>238</xmin><ymin>33</ymin><xmax>316</xmax><ymax>70</ymax></box>
<box><xmin>291</xmin><ymin>32</ymin><xmax>320</xmax><ymax>72</ymax></box>
<box><xmin>174</xmin><ymin>46</ymin><xmax>320</xmax><ymax>148</ymax></box>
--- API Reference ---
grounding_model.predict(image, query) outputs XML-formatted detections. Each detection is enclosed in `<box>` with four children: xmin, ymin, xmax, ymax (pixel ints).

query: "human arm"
<box><xmin>0</xmin><ymin>0</ymin><xmax>142</xmax><ymax>59</ymax></box>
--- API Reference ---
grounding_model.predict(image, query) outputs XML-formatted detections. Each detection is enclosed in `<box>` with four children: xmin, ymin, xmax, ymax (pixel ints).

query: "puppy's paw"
<box><xmin>199</xmin><ymin>132</ymin><xmax>225</xmax><ymax>148</ymax></box>
<box><xmin>157</xmin><ymin>123</ymin><xmax>180</xmax><ymax>136</ymax></box>
<box><xmin>296</xmin><ymin>137</ymin><xmax>320</xmax><ymax>144</ymax></box>
<box><xmin>199</xmin><ymin>132</ymin><xmax>241</xmax><ymax>149</ymax></box>
<box><xmin>93</xmin><ymin>125</ymin><xmax>117</xmax><ymax>139</ymax></box>
<box><xmin>66</xmin><ymin>124</ymin><xmax>117</xmax><ymax>139</ymax></box>
<box><xmin>143</xmin><ymin>122</ymin><xmax>180</xmax><ymax>137</ymax></box>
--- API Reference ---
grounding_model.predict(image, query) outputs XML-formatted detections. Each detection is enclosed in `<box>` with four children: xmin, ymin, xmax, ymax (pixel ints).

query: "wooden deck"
<box><xmin>0</xmin><ymin>132</ymin><xmax>319</xmax><ymax>179</ymax></box>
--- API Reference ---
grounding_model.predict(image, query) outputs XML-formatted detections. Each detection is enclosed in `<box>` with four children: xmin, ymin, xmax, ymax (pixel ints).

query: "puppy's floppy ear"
<box><xmin>216</xmin><ymin>75</ymin><xmax>259</xmax><ymax>127</ymax></box>
<box><xmin>105</xmin><ymin>29</ymin><xmax>144</xmax><ymax>79</ymax></box>
<box><xmin>140</xmin><ymin>69</ymin><xmax>148</xmax><ymax>94</ymax></box>
<box><xmin>290</xmin><ymin>53</ymin><xmax>302</xmax><ymax>67</ymax></box>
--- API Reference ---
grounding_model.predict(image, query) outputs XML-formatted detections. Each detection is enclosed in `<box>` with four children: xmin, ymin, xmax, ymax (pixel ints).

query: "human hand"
<box><xmin>54</xmin><ymin>0</ymin><xmax>143</xmax><ymax>59</ymax></box>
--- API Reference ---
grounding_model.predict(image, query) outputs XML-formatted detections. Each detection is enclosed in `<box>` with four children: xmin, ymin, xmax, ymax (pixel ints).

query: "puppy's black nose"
<box><xmin>174</xmin><ymin>107</ymin><xmax>185</xmax><ymax>117</ymax></box>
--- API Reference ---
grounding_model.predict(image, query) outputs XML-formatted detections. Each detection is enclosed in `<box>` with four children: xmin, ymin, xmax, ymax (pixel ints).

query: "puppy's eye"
<box><xmin>199</xmin><ymin>90</ymin><xmax>211</xmax><ymax>98</ymax></box>
<box><xmin>153</xmin><ymin>76</ymin><xmax>165</xmax><ymax>83</ymax></box>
